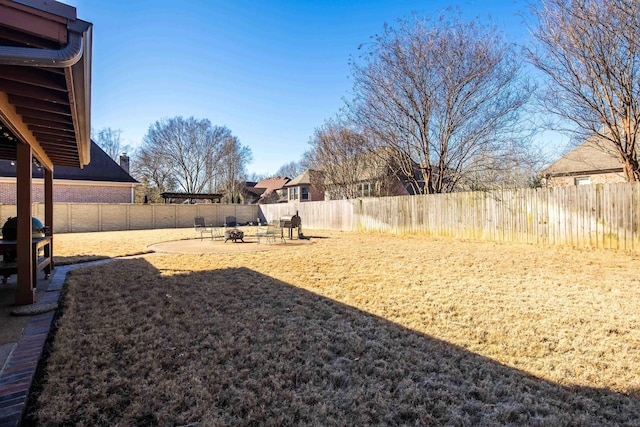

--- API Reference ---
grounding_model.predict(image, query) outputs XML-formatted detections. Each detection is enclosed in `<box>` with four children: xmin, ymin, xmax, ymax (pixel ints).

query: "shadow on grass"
<box><xmin>53</xmin><ymin>255</ymin><xmax>111</xmax><ymax>266</ymax></box>
<box><xmin>53</xmin><ymin>251</ymin><xmax>152</xmax><ymax>266</ymax></box>
<box><xmin>25</xmin><ymin>258</ymin><xmax>640</xmax><ymax>426</ymax></box>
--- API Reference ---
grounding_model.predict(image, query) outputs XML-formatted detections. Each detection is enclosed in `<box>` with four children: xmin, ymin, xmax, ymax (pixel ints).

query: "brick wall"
<box><xmin>0</xmin><ymin>181</ymin><xmax>133</xmax><ymax>203</ymax></box>
<box><xmin>0</xmin><ymin>203</ymin><xmax>260</xmax><ymax>233</ymax></box>
<box><xmin>546</xmin><ymin>171</ymin><xmax>626</xmax><ymax>187</ymax></box>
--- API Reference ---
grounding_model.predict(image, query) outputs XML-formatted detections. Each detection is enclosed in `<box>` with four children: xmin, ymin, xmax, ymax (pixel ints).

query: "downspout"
<box><xmin>0</xmin><ymin>20</ymin><xmax>92</xmax><ymax>167</ymax></box>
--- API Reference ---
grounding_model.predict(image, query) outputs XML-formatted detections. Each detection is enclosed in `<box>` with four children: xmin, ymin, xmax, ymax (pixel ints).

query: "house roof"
<box><xmin>0</xmin><ymin>140</ymin><xmax>137</xmax><ymax>183</ymax></box>
<box><xmin>243</xmin><ymin>181</ymin><xmax>265</xmax><ymax>197</ymax></box>
<box><xmin>543</xmin><ymin>133</ymin><xmax>624</xmax><ymax>177</ymax></box>
<box><xmin>0</xmin><ymin>0</ymin><xmax>93</xmax><ymax>169</ymax></box>
<box><xmin>284</xmin><ymin>169</ymin><xmax>323</xmax><ymax>187</ymax></box>
<box><xmin>254</xmin><ymin>176</ymin><xmax>289</xmax><ymax>192</ymax></box>
<box><xmin>254</xmin><ymin>176</ymin><xmax>289</xmax><ymax>203</ymax></box>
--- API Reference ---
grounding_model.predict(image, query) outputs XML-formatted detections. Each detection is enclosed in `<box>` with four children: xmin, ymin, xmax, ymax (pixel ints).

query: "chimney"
<box><xmin>119</xmin><ymin>152</ymin><xmax>130</xmax><ymax>174</ymax></box>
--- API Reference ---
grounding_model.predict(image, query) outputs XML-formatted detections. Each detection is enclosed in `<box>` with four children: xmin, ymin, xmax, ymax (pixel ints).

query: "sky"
<box><xmin>63</xmin><ymin>0</ymin><xmax>535</xmax><ymax>177</ymax></box>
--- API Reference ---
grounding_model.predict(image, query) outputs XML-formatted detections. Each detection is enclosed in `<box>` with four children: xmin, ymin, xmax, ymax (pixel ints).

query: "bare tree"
<box><xmin>131</xmin><ymin>145</ymin><xmax>176</xmax><ymax>202</ymax></box>
<box><xmin>216</xmin><ymin>136</ymin><xmax>252</xmax><ymax>203</ymax></box>
<box><xmin>527</xmin><ymin>0</ymin><xmax>640</xmax><ymax>181</ymax></box>
<box><xmin>246</xmin><ymin>172</ymin><xmax>267</xmax><ymax>183</ymax></box>
<box><xmin>275</xmin><ymin>160</ymin><xmax>304</xmax><ymax>179</ymax></box>
<box><xmin>308</xmin><ymin>116</ymin><xmax>376</xmax><ymax>199</ymax></box>
<box><xmin>349</xmin><ymin>14</ymin><xmax>531</xmax><ymax>194</ymax></box>
<box><xmin>138</xmin><ymin>117</ymin><xmax>232</xmax><ymax>194</ymax></box>
<box><xmin>93</xmin><ymin>127</ymin><xmax>131</xmax><ymax>161</ymax></box>
<box><xmin>461</xmin><ymin>140</ymin><xmax>546</xmax><ymax>190</ymax></box>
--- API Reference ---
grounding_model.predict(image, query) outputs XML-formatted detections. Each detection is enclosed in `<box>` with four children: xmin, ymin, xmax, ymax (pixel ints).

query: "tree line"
<box><xmin>97</xmin><ymin>0</ymin><xmax>640</xmax><ymax>202</ymax></box>
<box><xmin>94</xmin><ymin>117</ymin><xmax>252</xmax><ymax>203</ymax></box>
<box><xmin>308</xmin><ymin>0</ymin><xmax>640</xmax><ymax>196</ymax></box>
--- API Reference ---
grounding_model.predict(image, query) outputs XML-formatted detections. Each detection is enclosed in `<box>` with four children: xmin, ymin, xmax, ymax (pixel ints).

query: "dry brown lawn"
<box><xmin>52</xmin><ymin>228</ymin><xmax>198</xmax><ymax>264</ymax></box>
<box><xmin>29</xmin><ymin>229</ymin><xmax>640</xmax><ymax>425</ymax></box>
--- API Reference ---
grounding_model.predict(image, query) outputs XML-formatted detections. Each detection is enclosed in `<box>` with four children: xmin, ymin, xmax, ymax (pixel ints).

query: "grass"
<box><xmin>52</xmin><ymin>228</ymin><xmax>198</xmax><ymax>264</ymax></box>
<box><xmin>29</xmin><ymin>229</ymin><xmax>640</xmax><ymax>425</ymax></box>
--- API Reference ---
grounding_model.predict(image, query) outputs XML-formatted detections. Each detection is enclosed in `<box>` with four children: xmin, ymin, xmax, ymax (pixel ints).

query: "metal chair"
<box><xmin>194</xmin><ymin>217</ymin><xmax>214</xmax><ymax>240</ymax></box>
<box><xmin>211</xmin><ymin>226</ymin><xmax>224</xmax><ymax>241</ymax></box>
<box><xmin>256</xmin><ymin>221</ymin><xmax>285</xmax><ymax>244</ymax></box>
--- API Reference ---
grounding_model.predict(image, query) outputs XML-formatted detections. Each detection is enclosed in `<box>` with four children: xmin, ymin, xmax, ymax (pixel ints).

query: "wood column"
<box><xmin>44</xmin><ymin>167</ymin><xmax>54</xmax><ymax>270</ymax></box>
<box><xmin>15</xmin><ymin>142</ymin><xmax>34</xmax><ymax>305</ymax></box>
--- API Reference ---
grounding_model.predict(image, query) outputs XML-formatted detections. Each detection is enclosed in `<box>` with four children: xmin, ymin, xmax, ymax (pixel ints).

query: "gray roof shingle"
<box><xmin>543</xmin><ymin>134</ymin><xmax>623</xmax><ymax>176</ymax></box>
<box><xmin>0</xmin><ymin>140</ymin><xmax>137</xmax><ymax>183</ymax></box>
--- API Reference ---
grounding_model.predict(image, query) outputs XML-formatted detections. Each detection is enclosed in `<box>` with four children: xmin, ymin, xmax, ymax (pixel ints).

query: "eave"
<box><xmin>0</xmin><ymin>0</ymin><xmax>92</xmax><ymax>170</ymax></box>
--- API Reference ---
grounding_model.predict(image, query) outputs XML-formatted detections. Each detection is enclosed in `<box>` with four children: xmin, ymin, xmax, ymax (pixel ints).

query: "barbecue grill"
<box><xmin>280</xmin><ymin>212</ymin><xmax>302</xmax><ymax>239</ymax></box>
<box><xmin>2</xmin><ymin>217</ymin><xmax>46</xmax><ymax>240</ymax></box>
<box><xmin>1</xmin><ymin>217</ymin><xmax>47</xmax><ymax>262</ymax></box>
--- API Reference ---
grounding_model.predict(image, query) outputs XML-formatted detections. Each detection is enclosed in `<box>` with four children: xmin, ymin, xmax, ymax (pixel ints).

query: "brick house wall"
<box><xmin>285</xmin><ymin>184</ymin><xmax>327</xmax><ymax>203</ymax></box>
<box><xmin>0</xmin><ymin>179</ymin><xmax>135</xmax><ymax>203</ymax></box>
<box><xmin>545</xmin><ymin>171</ymin><xmax>626</xmax><ymax>187</ymax></box>
<box><xmin>310</xmin><ymin>185</ymin><xmax>324</xmax><ymax>202</ymax></box>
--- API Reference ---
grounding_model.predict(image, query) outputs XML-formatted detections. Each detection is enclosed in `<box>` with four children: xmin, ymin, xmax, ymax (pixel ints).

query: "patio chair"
<box><xmin>211</xmin><ymin>226</ymin><xmax>224</xmax><ymax>241</ymax></box>
<box><xmin>194</xmin><ymin>217</ymin><xmax>214</xmax><ymax>240</ymax></box>
<box><xmin>257</xmin><ymin>221</ymin><xmax>285</xmax><ymax>244</ymax></box>
<box><xmin>256</xmin><ymin>223</ymin><xmax>272</xmax><ymax>244</ymax></box>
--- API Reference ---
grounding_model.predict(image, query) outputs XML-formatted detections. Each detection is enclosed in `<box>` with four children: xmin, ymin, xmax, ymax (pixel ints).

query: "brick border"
<box><xmin>0</xmin><ymin>297</ymin><xmax>59</xmax><ymax>426</ymax></box>
<box><xmin>0</xmin><ymin>263</ymin><xmax>71</xmax><ymax>427</ymax></box>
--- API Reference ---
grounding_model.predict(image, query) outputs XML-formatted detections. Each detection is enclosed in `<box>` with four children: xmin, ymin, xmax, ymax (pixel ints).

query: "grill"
<box><xmin>1</xmin><ymin>217</ymin><xmax>47</xmax><ymax>263</ymax></box>
<box><xmin>2</xmin><ymin>217</ymin><xmax>46</xmax><ymax>241</ymax></box>
<box><xmin>280</xmin><ymin>212</ymin><xmax>302</xmax><ymax>239</ymax></box>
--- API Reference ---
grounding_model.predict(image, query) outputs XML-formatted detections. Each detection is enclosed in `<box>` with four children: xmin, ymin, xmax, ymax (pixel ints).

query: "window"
<box><xmin>301</xmin><ymin>187</ymin><xmax>309</xmax><ymax>201</ymax></box>
<box><xmin>289</xmin><ymin>187</ymin><xmax>299</xmax><ymax>201</ymax></box>
<box><xmin>357</xmin><ymin>182</ymin><xmax>372</xmax><ymax>197</ymax></box>
<box><xmin>575</xmin><ymin>177</ymin><xmax>591</xmax><ymax>186</ymax></box>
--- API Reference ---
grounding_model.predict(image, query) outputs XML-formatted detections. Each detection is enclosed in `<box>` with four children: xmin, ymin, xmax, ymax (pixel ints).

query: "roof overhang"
<box><xmin>544</xmin><ymin>168</ymin><xmax>624</xmax><ymax>178</ymax></box>
<box><xmin>0</xmin><ymin>0</ymin><xmax>92</xmax><ymax>170</ymax></box>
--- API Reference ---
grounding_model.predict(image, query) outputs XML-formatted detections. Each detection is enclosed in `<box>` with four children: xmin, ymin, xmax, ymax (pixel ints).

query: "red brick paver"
<box><xmin>0</xmin><ymin>266</ymin><xmax>67</xmax><ymax>426</ymax></box>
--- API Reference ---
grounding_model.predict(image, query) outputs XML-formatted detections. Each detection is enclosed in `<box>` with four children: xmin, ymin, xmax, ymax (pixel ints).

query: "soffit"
<box><xmin>0</xmin><ymin>0</ymin><xmax>92</xmax><ymax>169</ymax></box>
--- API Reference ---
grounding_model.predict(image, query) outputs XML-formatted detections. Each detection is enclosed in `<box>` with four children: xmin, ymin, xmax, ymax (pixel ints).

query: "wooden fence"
<box><xmin>0</xmin><ymin>203</ymin><xmax>260</xmax><ymax>233</ymax></box>
<box><xmin>2</xmin><ymin>182</ymin><xmax>638</xmax><ymax>250</ymax></box>
<box><xmin>260</xmin><ymin>182</ymin><xmax>640</xmax><ymax>251</ymax></box>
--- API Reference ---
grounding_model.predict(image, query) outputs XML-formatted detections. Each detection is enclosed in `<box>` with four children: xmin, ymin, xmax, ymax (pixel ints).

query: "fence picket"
<box><xmin>261</xmin><ymin>183</ymin><xmax>640</xmax><ymax>251</ymax></box>
<box><xmin>3</xmin><ymin>182</ymin><xmax>638</xmax><ymax>251</ymax></box>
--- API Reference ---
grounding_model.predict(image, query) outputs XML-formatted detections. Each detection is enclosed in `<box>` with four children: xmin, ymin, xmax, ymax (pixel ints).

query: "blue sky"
<box><xmin>64</xmin><ymin>0</ymin><xmax>533</xmax><ymax>176</ymax></box>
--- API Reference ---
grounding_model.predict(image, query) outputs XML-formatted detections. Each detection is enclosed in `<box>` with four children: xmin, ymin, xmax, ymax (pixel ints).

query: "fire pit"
<box><xmin>224</xmin><ymin>229</ymin><xmax>244</xmax><ymax>243</ymax></box>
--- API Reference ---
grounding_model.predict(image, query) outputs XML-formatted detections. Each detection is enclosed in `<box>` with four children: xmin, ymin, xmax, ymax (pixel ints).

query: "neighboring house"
<box><xmin>284</xmin><ymin>170</ymin><xmax>324</xmax><ymax>203</ymax></box>
<box><xmin>323</xmin><ymin>149</ymin><xmax>420</xmax><ymax>200</ymax></box>
<box><xmin>240</xmin><ymin>181</ymin><xmax>264</xmax><ymax>204</ymax></box>
<box><xmin>0</xmin><ymin>141</ymin><xmax>138</xmax><ymax>203</ymax></box>
<box><xmin>253</xmin><ymin>176</ymin><xmax>290</xmax><ymax>204</ymax></box>
<box><xmin>541</xmin><ymin>133</ymin><xmax>628</xmax><ymax>187</ymax></box>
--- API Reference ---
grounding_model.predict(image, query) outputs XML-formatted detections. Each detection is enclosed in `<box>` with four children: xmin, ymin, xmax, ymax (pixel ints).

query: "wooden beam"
<box><xmin>24</xmin><ymin>123</ymin><xmax>75</xmax><ymax>135</ymax></box>
<box><xmin>9</xmin><ymin>95</ymin><xmax>70</xmax><ymax>115</ymax></box>
<box><xmin>0</xmin><ymin>79</ymin><xmax>69</xmax><ymax>104</ymax></box>
<box><xmin>44</xmin><ymin>167</ymin><xmax>54</xmax><ymax>271</ymax></box>
<box><xmin>34</xmin><ymin>122</ymin><xmax>75</xmax><ymax>132</ymax></box>
<box><xmin>15</xmin><ymin>107</ymin><xmax>73</xmax><ymax>124</ymax></box>
<box><xmin>0</xmin><ymin>66</ymin><xmax>66</xmax><ymax>91</ymax></box>
<box><xmin>0</xmin><ymin>91</ymin><xmax>53</xmax><ymax>170</ymax></box>
<box><xmin>42</xmin><ymin>141</ymin><xmax>78</xmax><ymax>151</ymax></box>
<box><xmin>0</xmin><ymin>26</ymin><xmax>60</xmax><ymax>49</ymax></box>
<box><xmin>15</xmin><ymin>141</ymin><xmax>34</xmax><ymax>305</ymax></box>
